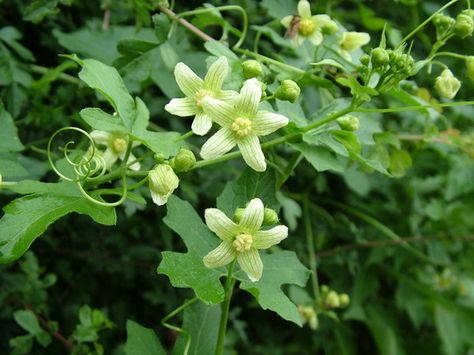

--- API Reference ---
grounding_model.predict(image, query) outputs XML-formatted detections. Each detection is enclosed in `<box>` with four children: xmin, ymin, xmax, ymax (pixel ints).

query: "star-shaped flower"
<box><xmin>90</xmin><ymin>130</ymin><xmax>140</xmax><ymax>171</ymax></box>
<box><xmin>281</xmin><ymin>0</ymin><xmax>333</xmax><ymax>46</ymax></box>
<box><xmin>165</xmin><ymin>56</ymin><xmax>238</xmax><ymax>136</ymax></box>
<box><xmin>203</xmin><ymin>198</ymin><xmax>288</xmax><ymax>282</ymax></box>
<box><xmin>200</xmin><ymin>78</ymin><xmax>288</xmax><ymax>172</ymax></box>
<box><xmin>338</xmin><ymin>31</ymin><xmax>370</xmax><ymax>62</ymax></box>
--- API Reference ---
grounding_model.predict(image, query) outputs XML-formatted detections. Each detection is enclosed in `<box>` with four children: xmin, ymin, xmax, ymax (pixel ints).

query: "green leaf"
<box><xmin>260</xmin><ymin>0</ymin><xmax>297</xmax><ymax>19</ymax></box>
<box><xmin>237</xmin><ymin>250</ymin><xmax>310</xmax><ymax>325</ymax></box>
<box><xmin>292</xmin><ymin>143</ymin><xmax>344</xmax><ymax>172</ymax></box>
<box><xmin>389</xmin><ymin>149</ymin><xmax>412</xmax><ymax>178</ymax></box>
<box><xmin>72</xmin><ymin>57</ymin><xmax>137</xmax><ymax>130</ymax></box>
<box><xmin>331</xmin><ymin>130</ymin><xmax>362</xmax><ymax>155</ymax></box>
<box><xmin>158</xmin><ymin>196</ymin><xmax>224</xmax><ymax>304</ymax></box>
<box><xmin>217</xmin><ymin>168</ymin><xmax>279</xmax><ymax>217</ymax></box>
<box><xmin>204</xmin><ymin>41</ymin><xmax>238</xmax><ymax>60</ymax></box>
<box><xmin>0</xmin><ymin>192</ymin><xmax>116</xmax><ymax>264</ymax></box>
<box><xmin>79</xmin><ymin>108</ymin><xmax>127</xmax><ymax>132</ymax></box>
<box><xmin>124</xmin><ymin>320</ymin><xmax>166</xmax><ymax>355</ymax></box>
<box><xmin>0</xmin><ymin>100</ymin><xmax>24</xmax><ymax>152</ymax></box>
<box><xmin>13</xmin><ymin>310</ymin><xmax>43</xmax><ymax>335</ymax></box>
<box><xmin>172</xmin><ymin>301</ymin><xmax>220</xmax><ymax>355</ymax></box>
<box><xmin>0</xmin><ymin>154</ymin><xmax>28</xmax><ymax>177</ymax></box>
<box><xmin>336</xmin><ymin>75</ymin><xmax>378</xmax><ymax>102</ymax></box>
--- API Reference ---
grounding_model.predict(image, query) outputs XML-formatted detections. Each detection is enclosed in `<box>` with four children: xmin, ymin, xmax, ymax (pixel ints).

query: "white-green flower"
<box><xmin>165</xmin><ymin>57</ymin><xmax>238</xmax><ymax>136</ymax></box>
<box><xmin>203</xmin><ymin>198</ymin><xmax>288</xmax><ymax>282</ymax></box>
<box><xmin>435</xmin><ymin>69</ymin><xmax>461</xmax><ymax>99</ymax></box>
<box><xmin>200</xmin><ymin>78</ymin><xmax>288</xmax><ymax>172</ymax></box>
<box><xmin>148</xmin><ymin>164</ymin><xmax>179</xmax><ymax>206</ymax></box>
<box><xmin>338</xmin><ymin>31</ymin><xmax>370</xmax><ymax>61</ymax></box>
<box><xmin>281</xmin><ymin>0</ymin><xmax>334</xmax><ymax>46</ymax></box>
<box><xmin>90</xmin><ymin>130</ymin><xmax>140</xmax><ymax>171</ymax></box>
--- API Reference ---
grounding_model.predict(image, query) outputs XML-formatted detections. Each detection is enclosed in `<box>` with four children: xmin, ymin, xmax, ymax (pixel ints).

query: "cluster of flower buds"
<box><xmin>337</xmin><ymin>115</ymin><xmax>360</xmax><ymax>131</ymax></box>
<box><xmin>234</xmin><ymin>205</ymin><xmax>279</xmax><ymax>226</ymax></box>
<box><xmin>433</xmin><ymin>10</ymin><xmax>474</xmax><ymax>40</ymax></box>
<box><xmin>320</xmin><ymin>285</ymin><xmax>350</xmax><ymax>310</ymax></box>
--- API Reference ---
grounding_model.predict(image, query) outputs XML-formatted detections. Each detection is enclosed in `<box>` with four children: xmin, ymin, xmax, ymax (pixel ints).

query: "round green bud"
<box><xmin>455</xmin><ymin>13</ymin><xmax>474</xmax><ymax>38</ymax></box>
<box><xmin>325</xmin><ymin>291</ymin><xmax>340</xmax><ymax>309</ymax></box>
<box><xmin>322</xmin><ymin>20</ymin><xmax>339</xmax><ymax>35</ymax></box>
<box><xmin>433</xmin><ymin>13</ymin><xmax>455</xmax><ymax>34</ymax></box>
<box><xmin>171</xmin><ymin>148</ymin><xmax>196</xmax><ymax>172</ymax></box>
<box><xmin>275</xmin><ymin>80</ymin><xmax>301</xmax><ymax>103</ymax></box>
<box><xmin>337</xmin><ymin>115</ymin><xmax>360</xmax><ymax>131</ymax></box>
<box><xmin>462</xmin><ymin>9</ymin><xmax>474</xmax><ymax>19</ymax></box>
<box><xmin>320</xmin><ymin>285</ymin><xmax>330</xmax><ymax>295</ymax></box>
<box><xmin>359</xmin><ymin>54</ymin><xmax>370</xmax><ymax>66</ymax></box>
<box><xmin>154</xmin><ymin>153</ymin><xmax>166</xmax><ymax>163</ymax></box>
<box><xmin>371</xmin><ymin>47</ymin><xmax>389</xmax><ymax>67</ymax></box>
<box><xmin>338</xmin><ymin>293</ymin><xmax>350</xmax><ymax>307</ymax></box>
<box><xmin>435</xmin><ymin>69</ymin><xmax>461</xmax><ymax>99</ymax></box>
<box><xmin>234</xmin><ymin>208</ymin><xmax>245</xmax><ymax>223</ymax></box>
<box><xmin>263</xmin><ymin>208</ymin><xmax>279</xmax><ymax>225</ymax></box>
<box><xmin>242</xmin><ymin>60</ymin><xmax>264</xmax><ymax>79</ymax></box>
<box><xmin>466</xmin><ymin>56</ymin><xmax>474</xmax><ymax>80</ymax></box>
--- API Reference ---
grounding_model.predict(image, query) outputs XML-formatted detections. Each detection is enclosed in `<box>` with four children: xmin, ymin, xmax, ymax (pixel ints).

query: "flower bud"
<box><xmin>339</xmin><ymin>31</ymin><xmax>370</xmax><ymax>52</ymax></box>
<box><xmin>371</xmin><ymin>47</ymin><xmax>389</xmax><ymax>67</ymax></box>
<box><xmin>171</xmin><ymin>148</ymin><xmax>196</xmax><ymax>172</ymax></box>
<box><xmin>154</xmin><ymin>153</ymin><xmax>166</xmax><ymax>163</ymax></box>
<box><xmin>242</xmin><ymin>60</ymin><xmax>263</xmax><ymax>79</ymax></box>
<box><xmin>320</xmin><ymin>285</ymin><xmax>329</xmax><ymax>294</ymax></box>
<box><xmin>148</xmin><ymin>164</ymin><xmax>179</xmax><ymax>206</ymax></box>
<box><xmin>433</xmin><ymin>13</ymin><xmax>455</xmax><ymax>37</ymax></box>
<box><xmin>359</xmin><ymin>54</ymin><xmax>370</xmax><ymax>66</ymax></box>
<box><xmin>454</xmin><ymin>13</ymin><xmax>474</xmax><ymax>38</ymax></box>
<box><xmin>322</xmin><ymin>20</ymin><xmax>339</xmax><ymax>35</ymax></box>
<box><xmin>263</xmin><ymin>208</ymin><xmax>279</xmax><ymax>225</ymax></box>
<box><xmin>466</xmin><ymin>56</ymin><xmax>474</xmax><ymax>80</ymax></box>
<box><xmin>234</xmin><ymin>208</ymin><xmax>245</xmax><ymax>223</ymax></box>
<box><xmin>434</xmin><ymin>69</ymin><xmax>461</xmax><ymax>99</ymax></box>
<box><xmin>324</xmin><ymin>291</ymin><xmax>340</xmax><ymax>309</ymax></box>
<box><xmin>337</xmin><ymin>115</ymin><xmax>360</xmax><ymax>131</ymax></box>
<box><xmin>298</xmin><ymin>305</ymin><xmax>318</xmax><ymax>330</ymax></box>
<box><xmin>275</xmin><ymin>80</ymin><xmax>301</xmax><ymax>103</ymax></box>
<box><xmin>338</xmin><ymin>293</ymin><xmax>350</xmax><ymax>307</ymax></box>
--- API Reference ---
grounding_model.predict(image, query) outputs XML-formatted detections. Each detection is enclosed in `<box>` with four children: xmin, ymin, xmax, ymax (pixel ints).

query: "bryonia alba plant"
<box><xmin>1</xmin><ymin>0</ymin><xmax>474</xmax><ymax>354</ymax></box>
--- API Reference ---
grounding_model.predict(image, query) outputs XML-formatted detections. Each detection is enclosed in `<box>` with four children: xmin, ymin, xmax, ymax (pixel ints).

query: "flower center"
<box><xmin>233</xmin><ymin>233</ymin><xmax>253</xmax><ymax>252</ymax></box>
<box><xmin>194</xmin><ymin>89</ymin><xmax>213</xmax><ymax>108</ymax></box>
<box><xmin>231</xmin><ymin>117</ymin><xmax>252</xmax><ymax>138</ymax></box>
<box><xmin>112</xmin><ymin>138</ymin><xmax>127</xmax><ymax>153</ymax></box>
<box><xmin>298</xmin><ymin>19</ymin><xmax>315</xmax><ymax>36</ymax></box>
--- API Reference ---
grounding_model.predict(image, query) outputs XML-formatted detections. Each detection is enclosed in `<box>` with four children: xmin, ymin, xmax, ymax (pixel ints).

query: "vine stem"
<box><xmin>356</xmin><ymin>100</ymin><xmax>474</xmax><ymax>113</ymax></box>
<box><xmin>304</xmin><ymin>194</ymin><xmax>320</xmax><ymax>301</ymax></box>
<box><xmin>215</xmin><ymin>261</ymin><xmax>236</xmax><ymax>355</ymax></box>
<box><xmin>396</xmin><ymin>0</ymin><xmax>461</xmax><ymax>49</ymax></box>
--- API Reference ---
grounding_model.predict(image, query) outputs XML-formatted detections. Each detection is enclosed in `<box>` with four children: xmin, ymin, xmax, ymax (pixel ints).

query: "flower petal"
<box><xmin>201</xmin><ymin>96</ymin><xmax>236</xmax><ymax>127</ymax></box>
<box><xmin>126</xmin><ymin>153</ymin><xmax>141</xmax><ymax>171</ymax></box>
<box><xmin>298</xmin><ymin>0</ymin><xmax>312</xmax><ymax>19</ymax></box>
<box><xmin>102</xmin><ymin>148</ymin><xmax>118</xmax><ymax>170</ymax></box>
<box><xmin>150</xmin><ymin>189</ymin><xmax>171</xmax><ymax>206</ymax></box>
<box><xmin>205</xmin><ymin>208</ymin><xmax>238</xmax><ymax>241</ymax></box>
<box><xmin>253</xmin><ymin>111</ymin><xmax>289</xmax><ymax>136</ymax></box>
<box><xmin>165</xmin><ymin>97</ymin><xmax>197</xmax><ymax>117</ymax></box>
<box><xmin>236</xmin><ymin>78</ymin><xmax>262</xmax><ymax>117</ymax></box>
<box><xmin>90</xmin><ymin>130</ymin><xmax>111</xmax><ymax>145</ymax></box>
<box><xmin>253</xmin><ymin>225</ymin><xmax>288</xmax><ymax>249</ymax></box>
<box><xmin>200</xmin><ymin>128</ymin><xmax>237</xmax><ymax>160</ymax></box>
<box><xmin>239</xmin><ymin>198</ymin><xmax>264</xmax><ymax>233</ymax></box>
<box><xmin>174</xmin><ymin>62</ymin><xmax>204</xmax><ymax>97</ymax></box>
<box><xmin>312</xmin><ymin>14</ymin><xmax>331</xmax><ymax>28</ymax></box>
<box><xmin>191</xmin><ymin>112</ymin><xmax>213</xmax><ymax>136</ymax></box>
<box><xmin>281</xmin><ymin>15</ymin><xmax>293</xmax><ymax>28</ymax></box>
<box><xmin>238</xmin><ymin>135</ymin><xmax>266</xmax><ymax>172</ymax></box>
<box><xmin>237</xmin><ymin>249</ymin><xmax>263</xmax><ymax>282</ymax></box>
<box><xmin>203</xmin><ymin>241</ymin><xmax>236</xmax><ymax>269</ymax></box>
<box><xmin>218</xmin><ymin>90</ymin><xmax>240</xmax><ymax>103</ymax></box>
<box><xmin>204</xmin><ymin>56</ymin><xmax>229</xmax><ymax>91</ymax></box>
<box><xmin>308</xmin><ymin>30</ymin><xmax>323</xmax><ymax>45</ymax></box>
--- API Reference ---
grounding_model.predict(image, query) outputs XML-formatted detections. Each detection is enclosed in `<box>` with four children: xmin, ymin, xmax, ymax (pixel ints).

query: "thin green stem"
<box><xmin>304</xmin><ymin>194</ymin><xmax>320</xmax><ymax>301</ymax></box>
<box><xmin>356</xmin><ymin>100</ymin><xmax>474</xmax><ymax>113</ymax></box>
<box><xmin>177</xmin><ymin>5</ymin><xmax>248</xmax><ymax>49</ymax></box>
<box><xmin>431</xmin><ymin>52</ymin><xmax>469</xmax><ymax>60</ymax></box>
<box><xmin>30</xmin><ymin>64</ymin><xmax>81</xmax><ymax>85</ymax></box>
<box><xmin>215</xmin><ymin>261</ymin><xmax>236</xmax><ymax>355</ymax></box>
<box><xmin>175</xmin><ymin>130</ymin><xmax>194</xmax><ymax>142</ymax></box>
<box><xmin>161</xmin><ymin>298</ymin><xmax>198</xmax><ymax>355</ymax></box>
<box><xmin>276</xmin><ymin>152</ymin><xmax>303</xmax><ymax>188</ymax></box>
<box><xmin>396</xmin><ymin>0</ymin><xmax>460</xmax><ymax>49</ymax></box>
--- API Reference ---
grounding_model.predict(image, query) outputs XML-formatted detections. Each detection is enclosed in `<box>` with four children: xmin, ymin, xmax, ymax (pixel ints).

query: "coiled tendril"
<box><xmin>47</xmin><ymin>127</ymin><xmax>128</xmax><ymax>207</ymax></box>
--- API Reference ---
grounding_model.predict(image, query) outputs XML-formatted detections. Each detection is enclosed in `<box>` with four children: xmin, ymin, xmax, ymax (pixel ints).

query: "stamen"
<box><xmin>231</xmin><ymin>117</ymin><xmax>252</xmax><ymax>138</ymax></box>
<box><xmin>233</xmin><ymin>233</ymin><xmax>253</xmax><ymax>252</ymax></box>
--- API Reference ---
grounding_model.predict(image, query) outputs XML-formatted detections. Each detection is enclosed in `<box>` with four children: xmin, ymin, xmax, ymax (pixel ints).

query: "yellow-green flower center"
<box><xmin>194</xmin><ymin>89</ymin><xmax>213</xmax><ymax>108</ymax></box>
<box><xmin>233</xmin><ymin>233</ymin><xmax>253</xmax><ymax>252</ymax></box>
<box><xmin>231</xmin><ymin>117</ymin><xmax>252</xmax><ymax>137</ymax></box>
<box><xmin>112</xmin><ymin>138</ymin><xmax>127</xmax><ymax>154</ymax></box>
<box><xmin>298</xmin><ymin>19</ymin><xmax>315</xmax><ymax>36</ymax></box>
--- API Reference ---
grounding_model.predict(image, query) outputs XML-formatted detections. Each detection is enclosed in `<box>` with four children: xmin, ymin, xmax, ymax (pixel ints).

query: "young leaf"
<box><xmin>158</xmin><ymin>196</ymin><xmax>225</xmax><ymax>304</ymax></box>
<box><xmin>237</xmin><ymin>250</ymin><xmax>310</xmax><ymax>326</ymax></box>
<box><xmin>124</xmin><ymin>320</ymin><xmax>166</xmax><ymax>355</ymax></box>
<box><xmin>0</xmin><ymin>192</ymin><xmax>116</xmax><ymax>264</ymax></box>
<box><xmin>0</xmin><ymin>100</ymin><xmax>24</xmax><ymax>152</ymax></box>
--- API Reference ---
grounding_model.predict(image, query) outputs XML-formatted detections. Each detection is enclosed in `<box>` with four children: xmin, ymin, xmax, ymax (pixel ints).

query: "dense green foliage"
<box><xmin>2</xmin><ymin>0</ymin><xmax>474</xmax><ymax>354</ymax></box>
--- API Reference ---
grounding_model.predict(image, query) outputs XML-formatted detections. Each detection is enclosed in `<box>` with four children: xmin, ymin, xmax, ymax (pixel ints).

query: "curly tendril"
<box><xmin>47</xmin><ymin>126</ymin><xmax>129</xmax><ymax>207</ymax></box>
